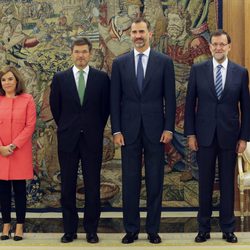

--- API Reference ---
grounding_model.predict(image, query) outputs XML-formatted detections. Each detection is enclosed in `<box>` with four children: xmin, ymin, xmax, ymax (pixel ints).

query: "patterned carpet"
<box><xmin>1</xmin><ymin>233</ymin><xmax>250</xmax><ymax>250</ymax></box>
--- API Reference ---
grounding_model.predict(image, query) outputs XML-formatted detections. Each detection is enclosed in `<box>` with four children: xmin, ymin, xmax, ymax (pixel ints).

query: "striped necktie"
<box><xmin>215</xmin><ymin>64</ymin><xmax>223</xmax><ymax>99</ymax></box>
<box><xmin>137</xmin><ymin>53</ymin><xmax>144</xmax><ymax>93</ymax></box>
<box><xmin>78</xmin><ymin>70</ymin><xmax>85</xmax><ymax>105</ymax></box>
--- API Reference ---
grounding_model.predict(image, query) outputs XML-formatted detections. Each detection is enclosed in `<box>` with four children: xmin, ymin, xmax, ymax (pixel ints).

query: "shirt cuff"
<box><xmin>113</xmin><ymin>132</ymin><xmax>121</xmax><ymax>135</ymax></box>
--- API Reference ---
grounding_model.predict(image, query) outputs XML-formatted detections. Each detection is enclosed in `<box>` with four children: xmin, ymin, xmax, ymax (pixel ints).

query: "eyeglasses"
<box><xmin>211</xmin><ymin>43</ymin><xmax>228</xmax><ymax>48</ymax></box>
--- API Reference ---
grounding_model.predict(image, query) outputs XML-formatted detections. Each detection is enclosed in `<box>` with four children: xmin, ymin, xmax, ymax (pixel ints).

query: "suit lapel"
<box><xmin>128</xmin><ymin>51</ymin><xmax>141</xmax><ymax>96</ymax></box>
<box><xmin>143</xmin><ymin>50</ymin><xmax>156</xmax><ymax>92</ymax></box>
<box><xmin>220</xmin><ymin>61</ymin><xmax>233</xmax><ymax>100</ymax></box>
<box><xmin>66</xmin><ymin>68</ymin><xmax>81</xmax><ymax>106</ymax></box>
<box><xmin>82</xmin><ymin>66</ymin><xmax>93</xmax><ymax>106</ymax></box>
<box><xmin>207</xmin><ymin>60</ymin><xmax>218</xmax><ymax>99</ymax></box>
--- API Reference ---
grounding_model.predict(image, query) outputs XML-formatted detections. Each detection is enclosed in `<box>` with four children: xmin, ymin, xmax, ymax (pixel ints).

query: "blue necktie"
<box><xmin>215</xmin><ymin>64</ymin><xmax>223</xmax><ymax>99</ymax></box>
<box><xmin>137</xmin><ymin>53</ymin><xmax>144</xmax><ymax>93</ymax></box>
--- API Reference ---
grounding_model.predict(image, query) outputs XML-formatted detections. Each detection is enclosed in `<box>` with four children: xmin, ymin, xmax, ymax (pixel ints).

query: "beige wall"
<box><xmin>223</xmin><ymin>0</ymin><xmax>250</xmax><ymax>71</ymax></box>
<box><xmin>224</xmin><ymin>0</ymin><xmax>250</xmax><ymax>212</ymax></box>
<box><xmin>245</xmin><ymin>0</ymin><xmax>250</xmax><ymax>70</ymax></box>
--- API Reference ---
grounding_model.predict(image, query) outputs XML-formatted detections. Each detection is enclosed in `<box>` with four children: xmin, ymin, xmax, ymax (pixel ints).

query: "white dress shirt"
<box><xmin>134</xmin><ymin>47</ymin><xmax>150</xmax><ymax>77</ymax></box>
<box><xmin>213</xmin><ymin>57</ymin><xmax>228</xmax><ymax>90</ymax></box>
<box><xmin>72</xmin><ymin>65</ymin><xmax>89</xmax><ymax>89</ymax></box>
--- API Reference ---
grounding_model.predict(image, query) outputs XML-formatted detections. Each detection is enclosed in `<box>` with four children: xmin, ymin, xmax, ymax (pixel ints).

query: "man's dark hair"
<box><xmin>71</xmin><ymin>37</ymin><xmax>92</xmax><ymax>51</ymax></box>
<box><xmin>131</xmin><ymin>16</ymin><xmax>151</xmax><ymax>31</ymax></box>
<box><xmin>210</xmin><ymin>30</ymin><xmax>231</xmax><ymax>44</ymax></box>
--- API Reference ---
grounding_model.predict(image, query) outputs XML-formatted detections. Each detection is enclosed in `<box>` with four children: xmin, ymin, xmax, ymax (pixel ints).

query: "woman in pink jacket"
<box><xmin>0</xmin><ymin>66</ymin><xmax>36</xmax><ymax>241</ymax></box>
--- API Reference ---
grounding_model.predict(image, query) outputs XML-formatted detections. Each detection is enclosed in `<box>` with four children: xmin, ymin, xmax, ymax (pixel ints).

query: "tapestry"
<box><xmin>0</xmin><ymin>0</ymin><xmax>221</xmax><ymax>211</ymax></box>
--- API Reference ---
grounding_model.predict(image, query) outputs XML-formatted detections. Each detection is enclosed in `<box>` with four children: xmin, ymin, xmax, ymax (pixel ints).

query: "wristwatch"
<box><xmin>10</xmin><ymin>144</ymin><xmax>16</xmax><ymax>150</ymax></box>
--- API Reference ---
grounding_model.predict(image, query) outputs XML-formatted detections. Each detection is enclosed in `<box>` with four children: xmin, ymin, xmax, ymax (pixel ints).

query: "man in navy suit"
<box><xmin>184</xmin><ymin>30</ymin><xmax>250</xmax><ymax>243</ymax></box>
<box><xmin>110</xmin><ymin>17</ymin><xmax>176</xmax><ymax>244</ymax></box>
<box><xmin>50</xmin><ymin>38</ymin><xmax>110</xmax><ymax>244</ymax></box>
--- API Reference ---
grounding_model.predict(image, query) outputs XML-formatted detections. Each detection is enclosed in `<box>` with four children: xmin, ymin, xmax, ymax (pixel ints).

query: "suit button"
<box><xmin>80</xmin><ymin>130</ymin><xmax>83</xmax><ymax>133</ymax></box>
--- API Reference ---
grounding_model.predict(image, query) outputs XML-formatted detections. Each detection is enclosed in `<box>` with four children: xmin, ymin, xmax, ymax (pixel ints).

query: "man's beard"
<box><xmin>134</xmin><ymin>39</ymin><xmax>145</xmax><ymax>48</ymax></box>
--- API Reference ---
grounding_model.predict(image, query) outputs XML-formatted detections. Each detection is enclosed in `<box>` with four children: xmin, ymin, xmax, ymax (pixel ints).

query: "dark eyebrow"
<box><xmin>131</xmin><ymin>29</ymin><xmax>145</xmax><ymax>33</ymax></box>
<box><xmin>2</xmin><ymin>76</ymin><xmax>14</xmax><ymax>80</ymax></box>
<box><xmin>74</xmin><ymin>49</ymin><xmax>88</xmax><ymax>52</ymax></box>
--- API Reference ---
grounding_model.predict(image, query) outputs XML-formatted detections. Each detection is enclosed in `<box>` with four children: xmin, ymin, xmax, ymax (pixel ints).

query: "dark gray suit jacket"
<box><xmin>110</xmin><ymin>49</ymin><xmax>176</xmax><ymax>144</ymax></box>
<box><xmin>50</xmin><ymin>66</ymin><xmax>110</xmax><ymax>152</ymax></box>
<box><xmin>184</xmin><ymin>59</ymin><xmax>250</xmax><ymax>149</ymax></box>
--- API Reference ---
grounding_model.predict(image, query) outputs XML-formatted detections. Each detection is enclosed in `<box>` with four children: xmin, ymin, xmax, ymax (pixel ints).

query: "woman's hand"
<box><xmin>0</xmin><ymin>145</ymin><xmax>13</xmax><ymax>157</ymax></box>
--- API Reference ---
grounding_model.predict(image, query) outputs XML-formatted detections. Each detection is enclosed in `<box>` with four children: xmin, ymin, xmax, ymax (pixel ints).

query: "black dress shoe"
<box><xmin>61</xmin><ymin>233</ymin><xmax>77</xmax><ymax>243</ymax></box>
<box><xmin>222</xmin><ymin>232</ymin><xmax>238</xmax><ymax>243</ymax></box>
<box><xmin>1</xmin><ymin>230</ymin><xmax>11</xmax><ymax>240</ymax></box>
<box><xmin>147</xmin><ymin>233</ymin><xmax>161</xmax><ymax>244</ymax></box>
<box><xmin>13</xmin><ymin>235</ymin><xmax>23</xmax><ymax>241</ymax></box>
<box><xmin>121</xmin><ymin>232</ymin><xmax>138</xmax><ymax>244</ymax></box>
<box><xmin>195</xmin><ymin>232</ymin><xmax>210</xmax><ymax>243</ymax></box>
<box><xmin>86</xmin><ymin>233</ymin><xmax>99</xmax><ymax>243</ymax></box>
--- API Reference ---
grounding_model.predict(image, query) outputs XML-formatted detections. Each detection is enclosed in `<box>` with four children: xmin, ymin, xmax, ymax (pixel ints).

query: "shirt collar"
<box><xmin>134</xmin><ymin>47</ymin><xmax>150</xmax><ymax>57</ymax></box>
<box><xmin>73</xmin><ymin>65</ymin><xmax>90</xmax><ymax>75</ymax></box>
<box><xmin>213</xmin><ymin>57</ymin><xmax>228</xmax><ymax>70</ymax></box>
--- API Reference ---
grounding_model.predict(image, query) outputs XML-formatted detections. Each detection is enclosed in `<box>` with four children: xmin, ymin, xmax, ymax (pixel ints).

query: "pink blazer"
<box><xmin>0</xmin><ymin>93</ymin><xmax>36</xmax><ymax>180</ymax></box>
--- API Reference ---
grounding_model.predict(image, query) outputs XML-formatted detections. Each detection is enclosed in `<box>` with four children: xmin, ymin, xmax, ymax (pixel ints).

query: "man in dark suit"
<box><xmin>49</xmin><ymin>38</ymin><xmax>110</xmax><ymax>244</ymax></box>
<box><xmin>184</xmin><ymin>30</ymin><xmax>250</xmax><ymax>243</ymax></box>
<box><xmin>110</xmin><ymin>17</ymin><xmax>176</xmax><ymax>244</ymax></box>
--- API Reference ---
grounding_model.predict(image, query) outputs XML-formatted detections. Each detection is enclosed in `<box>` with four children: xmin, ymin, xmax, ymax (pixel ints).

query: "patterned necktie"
<box><xmin>215</xmin><ymin>64</ymin><xmax>223</xmax><ymax>99</ymax></box>
<box><xmin>78</xmin><ymin>70</ymin><xmax>85</xmax><ymax>105</ymax></box>
<box><xmin>137</xmin><ymin>53</ymin><xmax>144</xmax><ymax>93</ymax></box>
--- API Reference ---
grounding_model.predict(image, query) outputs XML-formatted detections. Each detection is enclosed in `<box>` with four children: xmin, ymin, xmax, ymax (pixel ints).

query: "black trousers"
<box><xmin>121</xmin><ymin>125</ymin><xmax>165</xmax><ymax>234</ymax></box>
<box><xmin>58</xmin><ymin>133</ymin><xmax>102</xmax><ymax>234</ymax></box>
<box><xmin>0</xmin><ymin>180</ymin><xmax>26</xmax><ymax>224</ymax></box>
<box><xmin>197</xmin><ymin>135</ymin><xmax>236</xmax><ymax>233</ymax></box>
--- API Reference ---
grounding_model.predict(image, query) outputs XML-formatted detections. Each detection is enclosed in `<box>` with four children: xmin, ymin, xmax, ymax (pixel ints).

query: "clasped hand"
<box><xmin>0</xmin><ymin>145</ymin><xmax>14</xmax><ymax>157</ymax></box>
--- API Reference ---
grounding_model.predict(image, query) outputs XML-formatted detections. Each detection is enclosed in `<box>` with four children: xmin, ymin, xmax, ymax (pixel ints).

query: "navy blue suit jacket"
<box><xmin>50</xmin><ymin>67</ymin><xmax>110</xmax><ymax>152</ymax></box>
<box><xmin>184</xmin><ymin>59</ymin><xmax>250</xmax><ymax>149</ymax></box>
<box><xmin>110</xmin><ymin>49</ymin><xmax>176</xmax><ymax>144</ymax></box>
